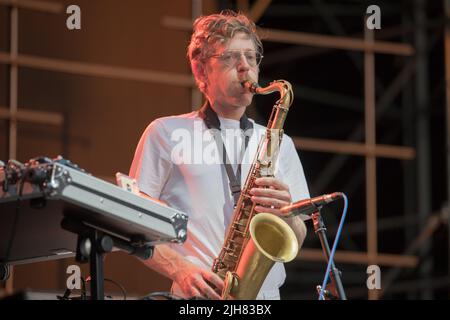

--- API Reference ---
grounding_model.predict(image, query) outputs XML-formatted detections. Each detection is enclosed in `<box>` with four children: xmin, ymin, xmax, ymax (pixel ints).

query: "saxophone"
<box><xmin>212</xmin><ymin>79</ymin><xmax>299</xmax><ymax>300</ymax></box>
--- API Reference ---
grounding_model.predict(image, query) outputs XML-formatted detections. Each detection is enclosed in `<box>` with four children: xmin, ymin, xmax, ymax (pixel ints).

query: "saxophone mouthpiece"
<box><xmin>241</xmin><ymin>80</ymin><xmax>260</xmax><ymax>94</ymax></box>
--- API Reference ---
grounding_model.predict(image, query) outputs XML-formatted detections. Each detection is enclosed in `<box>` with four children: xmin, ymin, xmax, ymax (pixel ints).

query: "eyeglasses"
<box><xmin>208</xmin><ymin>50</ymin><xmax>264</xmax><ymax>68</ymax></box>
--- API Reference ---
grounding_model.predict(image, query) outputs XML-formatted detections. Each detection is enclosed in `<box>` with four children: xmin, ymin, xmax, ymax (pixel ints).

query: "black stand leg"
<box><xmin>63</xmin><ymin>219</ymin><xmax>113</xmax><ymax>300</ymax></box>
<box><xmin>62</xmin><ymin>217</ymin><xmax>152</xmax><ymax>300</ymax></box>
<box><xmin>311</xmin><ymin>211</ymin><xmax>347</xmax><ymax>300</ymax></box>
<box><xmin>89</xmin><ymin>229</ymin><xmax>113</xmax><ymax>300</ymax></box>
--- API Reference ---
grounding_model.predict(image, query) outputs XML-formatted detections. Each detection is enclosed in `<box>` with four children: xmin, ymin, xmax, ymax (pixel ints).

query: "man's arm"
<box><xmin>142</xmin><ymin>244</ymin><xmax>224</xmax><ymax>300</ymax></box>
<box><xmin>136</xmin><ymin>194</ymin><xmax>224</xmax><ymax>299</ymax></box>
<box><xmin>129</xmin><ymin>122</ymin><xmax>224</xmax><ymax>299</ymax></box>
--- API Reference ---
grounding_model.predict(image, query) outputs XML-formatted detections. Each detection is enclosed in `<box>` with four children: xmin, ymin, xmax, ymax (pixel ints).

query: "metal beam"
<box><xmin>281</xmin><ymin>83</ymin><xmax>363</xmax><ymax>112</ymax></box>
<box><xmin>323</xmin><ymin>213</ymin><xmax>423</xmax><ymax>236</ymax></box>
<box><xmin>364</xmin><ymin>22</ymin><xmax>378</xmax><ymax>300</ymax></box>
<box><xmin>262</xmin><ymin>77</ymin><xmax>364</xmax><ymax>113</ymax></box>
<box><xmin>444</xmin><ymin>0</ymin><xmax>450</xmax><ymax>289</ymax></box>
<box><xmin>1</xmin><ymin>4</ymin><xmax>65</xmax><ymax>294</ymax></box>
<box><xmin>310</xmin><ymin>0</ymin><xmax>390</xmax><ymax>100</ymax></box>
<box><xmin>0</xmin><ymin>0</ymin><xmax>63</xmax><ymax>13</ymax></box>
<box><xmin>379</xmin><ymin>206</ymin><xmax>449</xmax><ymax>298</ymax></box>
<box><xmin>259</xmin><ymin>28</ymin><xmax>414</xmax><ymax>55</ymax></box>
<box><xmin>310</xmin><ymin>24</ymin><xmax>440</xmax><ymax>195</ymax></box>
<box><xmin>236</xmin><ymin>0</ymin><xmax>249</xmax><ymax>14</ymax></box>
<box><xmin>0</xmin><ymin>52</ymin><xmax>415</xmax><ymax>129</ymax></box>
<box><xmin>414</xmin><ymin>0</ymin><xmax>433</xmax><ymax>299</ymax></box>
<box><xmin>297</xmin><ymin>249</ymin><xmax>418</xmax><ymax>268</ymax></box>
<box><xmin>248</xmin><ymin>0</ymin><xmax>272</xmax><ymax>23</ymax></box>
<box><xmin>0</xmin><ymin>52</ymin><xmax>195</xmax><ymax>87</ymax></box>
<box><xmin>304</xmin><ymin>0</ymin><xmax>417</xmax><ymax>198</ymax></box>
<box><xmin>375</xmin><ymin>276</ymin><xmax>450</xmax><ymax>297</ymax></box>
<box><xmin>161</xmin><ymin>16</ymin><xmax>415</xmax><ymax>55</ymax></box>
<box><xmin>262</xmin><ymin>3</ymin><xmax>400</xmax><ymax>18</ymax></box>
<box><xmin>335</xmin><ymin>130</ymin><xmax>404</xmax><ymax>227</ymax></box>
<box><xmin>312</xmin><ymin>59</ymin><xmax>417</xmax><ymax>193</ymax></box>
<box><xmin>263</xmin><ymin>19</ymin><xmax>443</xmax><ymax>67</ymax></box>
<box><xmin>8</xmin><ymin>5</ymin><xmax>18</xmax><ymax>160</ymax></box>
<box><xmin>401</xmin><ymin>5</ymin><xmax>417</xmax><ymax>279</ymax></box>
<box><xmin>1</xmin><ymin>57</ymin><xmax>420</xmax><ymax>163</ymax></box>
<box><xmin>289</xmin><ymin>275</ymin><xmax>450</xmax><ymax>299</ymax></box>
<box><xmin>292</xmin><ymin>137</ymin><xmax>415</xmax><ymax>160</ymax></box>
<box><xmin>0</xmin><ymin>107</ymin><xmax>63</xmax><ymax>125</ymax></box>
<box><xmin>191</xmin><ymin>0</ymin><xmax>203</xmax><ymax>111</ymax></box>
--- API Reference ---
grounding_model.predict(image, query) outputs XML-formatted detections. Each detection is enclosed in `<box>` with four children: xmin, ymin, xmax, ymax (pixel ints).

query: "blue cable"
<box><xmin>318</xmin><ymin>193</ymin><xmax>348</xmax><ymax>300</ymax></box>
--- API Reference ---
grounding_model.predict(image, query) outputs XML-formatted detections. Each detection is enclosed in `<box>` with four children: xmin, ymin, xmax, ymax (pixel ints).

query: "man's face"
<box><xmin>204</xmin><ymin>32</ymin><xmax>260</xmax><ymax>109</ymax></box>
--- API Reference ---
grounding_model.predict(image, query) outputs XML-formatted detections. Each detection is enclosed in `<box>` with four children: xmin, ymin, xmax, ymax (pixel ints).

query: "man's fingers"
<box><xmin>254</xmin><ymin>205</ymin><xmax>285</xmax><ymax>217</ymax></box>
<box><xmin>251</xmin><ymin>195</ymin><xmax>290</xmax><ymax>208</ymax></box>
<box><xmin>193</xmin><ymin>276</ymin><xmax>222</xmax><ymax>300</ymax></box>
<box><xmin>204</xmin><ymin>272</ymin><xmax>225</xmax><ymax>291</ymax></box>
<box><xmin>202</xmin><ymin>284</ymin><xmax>222</xmax><ymax>300</ymax></box>
<box><xmin>255</xmin><ymin>177</ymin><xmax>289</xmax><ymax>191</ymax></box>
<box><xmin>187</xmin><ymin>286</ymin><xmax>202</xmax><ymax>299</ymax></box>
<box><xmin>250</xmin><ymin>188</ymin><xmax>291</xmax><ymax>202</ymax></box>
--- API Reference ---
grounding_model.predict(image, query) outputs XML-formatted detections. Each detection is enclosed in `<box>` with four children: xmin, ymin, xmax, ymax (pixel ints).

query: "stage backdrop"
<box><xmin>0</xmin><ymin>0</ymin><xmax>217</xmax><ymax>298</ymax></box>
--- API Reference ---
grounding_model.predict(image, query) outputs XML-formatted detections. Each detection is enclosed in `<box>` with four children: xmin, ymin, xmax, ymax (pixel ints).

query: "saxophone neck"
<box><xmin>241</xmin><ymin>80</ymin><xmax>292</xmax><ymax>99</ymax></box>
<box><xmin>241</xmin><ymin>80</ymin><xmax>260</xmax><ymax>94</ymax></box>
<box><xmin>241</xmin><ymin>79</ymin><xmax>293</xmax><ymax>130</ymax></box>
<box><xmin>241</xmin><ymin>80</ymin><xmax>293</xmax><ymax>122</ymax></box>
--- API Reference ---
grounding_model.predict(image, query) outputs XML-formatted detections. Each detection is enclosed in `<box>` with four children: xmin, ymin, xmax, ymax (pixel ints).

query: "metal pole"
<box><xmin>311</xmin><ymin>212</ymin><xmax>347</xmax><ymax>300</ymax></box>
<box><xmin>401</xmin><ymin>3</ymin><xmax>417</xmax><ymax>299</ymax></box>
<box><xmin>414</xmin><ymin>0</ymin><xmax>433</xmax><ymax>299</ymax></box>
<box><xmin>364</xmin><ymin>18</ymin><xmax>378</xmax><ymax>300</ymax></box>
<box><xmin>191</xmin><ymin>0</ymin><xmax>203</xmax><ymax>110</ymax></box>
<box><xmin>4</xmin><ymin>3</ymin><xmax>18</xmax><ymax>296</ymax></box>
<box><xmin>8</xmin><ymin>4</ymin><xmax>18</xmax><ymax>159</ymax></box>
<box><xmin>443</xmin><ymin>0</ymin><xmax>450</xmax><ymax>296</ymax></box>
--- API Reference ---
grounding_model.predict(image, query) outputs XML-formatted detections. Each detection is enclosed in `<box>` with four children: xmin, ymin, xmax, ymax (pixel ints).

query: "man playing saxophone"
<box><xmin>129</xmin><ymin>10</ymin><xmax>310</xmax><ymax>300</ymax></box>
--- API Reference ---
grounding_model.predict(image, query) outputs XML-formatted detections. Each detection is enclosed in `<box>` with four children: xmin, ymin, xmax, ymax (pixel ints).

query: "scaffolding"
<box><xmin>163</xmin><ymin>0</ymin><xmax>449</xmax><ymax>299</ymax></box>
<box><xmin>0</xmin><ymin>0</ymin><xmax>449</xmax><ymax>299</ymax></box>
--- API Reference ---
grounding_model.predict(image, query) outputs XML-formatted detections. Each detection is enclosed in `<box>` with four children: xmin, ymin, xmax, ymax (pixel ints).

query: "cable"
<box><xmin>142</xmin><ymin>291</ymin><xmax>184</xmax><ymax>300</ymax></box>
<box><xmin>84</xmin><ymin>276</ymin><xmax>127</xmax><ymax>300</ymax></box>
<box><xmin>319</xmin><ymin>193</ymin><xmax>348</xmax><ymax>300</ymax></box>
<box><xmin>104</xmin><ymin>278</ymin><xmax>127</xmax><ymax>300</ymax></box>
<box><xmin>80</xmin><ymin>276</ymin><xmax>87</xmax><ymax>300</ymax></box>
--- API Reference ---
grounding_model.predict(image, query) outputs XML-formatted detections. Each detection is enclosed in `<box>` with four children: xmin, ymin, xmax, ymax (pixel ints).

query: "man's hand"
<box><xmin>250</xmin><ymin>177</ymin><xmax>292</xmax><ymax>216</ymax></box>
<box><xmin>173</xmin><ymin>262</ymin><xmax>224</xmax><ymax>300</ymax></box>
<box><xmin>250</xmin><ymin>177</ymin><xmax>308</xmax><ymax>247</ymax></box>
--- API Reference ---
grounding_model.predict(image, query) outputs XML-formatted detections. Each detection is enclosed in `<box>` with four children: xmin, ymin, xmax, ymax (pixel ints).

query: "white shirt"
<box><xmin>129</xmin><ymin>111</ymin><xmax>310</xmax><ymax>299</ymax></box>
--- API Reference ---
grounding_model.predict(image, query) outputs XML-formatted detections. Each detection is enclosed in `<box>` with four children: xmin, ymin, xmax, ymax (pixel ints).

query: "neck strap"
<box><xmin>199</xmin><ymin>102</ymin><xmax>254</xmax><ymax>207</ymax></box>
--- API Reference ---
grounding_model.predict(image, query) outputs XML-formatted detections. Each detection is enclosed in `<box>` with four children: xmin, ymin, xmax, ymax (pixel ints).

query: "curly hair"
<box><xmin>187</xmin><ymin>10</ymin><xmax>263</xmax><ymax>94</ymax></box>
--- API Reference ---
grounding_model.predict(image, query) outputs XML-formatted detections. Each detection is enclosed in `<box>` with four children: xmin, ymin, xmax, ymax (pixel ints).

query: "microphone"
<box><xmin>280</xmin><ymin>192</ymin><xmax>343</xmax><ymax>218</ymax></box>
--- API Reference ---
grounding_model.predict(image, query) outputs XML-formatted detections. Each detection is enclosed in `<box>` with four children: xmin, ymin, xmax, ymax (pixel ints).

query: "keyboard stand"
<box><xmin>61</xmin><ymin>218</ymin><xmax>153</xmax><ymax>300</ymax></box>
